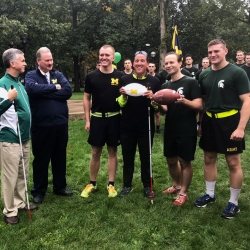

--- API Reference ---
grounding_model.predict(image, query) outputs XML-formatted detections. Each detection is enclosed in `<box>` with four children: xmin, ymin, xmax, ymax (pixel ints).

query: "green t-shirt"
<box><xmin>199</xmin><ymin>63</ymin><xmax>250</xmax><ymax>113</ymax></box>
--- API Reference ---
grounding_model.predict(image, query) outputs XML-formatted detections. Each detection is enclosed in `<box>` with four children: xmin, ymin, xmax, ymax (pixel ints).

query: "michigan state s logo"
<box><xmin>218</xmin><ymin>80</ymin><xmax>224</xmax><ymax>88</ymax></box>
<box><xmin>111</xmin><ymin>78</ymin><xmax>119</xmax><ymax>85</ymax></box>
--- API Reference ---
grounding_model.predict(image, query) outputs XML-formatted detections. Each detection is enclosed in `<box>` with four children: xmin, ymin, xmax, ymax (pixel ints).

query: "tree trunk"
<box><xmin>159</xmin><ymin>0</ymin><xmax>168</xmax><ymax>71</ymax></box>
<box><xmin>72</xmin><ymin>8</ymin><xmax>80</xmax><ymax>92</ymax></box>
<box><xmin>73</xmin><ymin>55</ymin><xmax>80</xmax><ymax>92</ymax></box>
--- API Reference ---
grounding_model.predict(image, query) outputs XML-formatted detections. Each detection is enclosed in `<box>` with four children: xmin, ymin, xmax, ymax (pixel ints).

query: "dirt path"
<box><xmin>67</xmin><ymin>100</ymin><xmax>85</xmax><ymax>120</ymax></box>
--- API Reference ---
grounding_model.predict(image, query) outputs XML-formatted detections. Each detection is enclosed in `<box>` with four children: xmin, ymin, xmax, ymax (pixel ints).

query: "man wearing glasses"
<box><xmin>118</xmin><ymin>51</ymin><xmax>161</xmax><ymax>198</ymax></box>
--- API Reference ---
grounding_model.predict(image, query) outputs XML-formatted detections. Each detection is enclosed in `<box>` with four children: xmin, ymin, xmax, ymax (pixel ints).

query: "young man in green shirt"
<box><xmin>194</xmin><ymin>39</ymin><xmax>250</xmax><ymax>219</ymax></box>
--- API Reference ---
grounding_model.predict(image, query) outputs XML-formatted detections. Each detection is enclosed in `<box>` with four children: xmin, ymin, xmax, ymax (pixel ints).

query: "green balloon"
<box><xmin>114</xmin><ymin>52</ymin><xmax>121</xmax><ymax>64</ymax></box>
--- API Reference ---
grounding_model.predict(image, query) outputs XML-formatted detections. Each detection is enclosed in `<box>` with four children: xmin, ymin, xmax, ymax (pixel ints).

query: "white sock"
<box><xmin>205</xmin><ymin>181</ymin><xmax>216</xmax><ymax>198</ymax></box>
<box><xmin>229</xmin><ymin>187</ymin><xmax>241</xmax><ymax>206</ymax></box>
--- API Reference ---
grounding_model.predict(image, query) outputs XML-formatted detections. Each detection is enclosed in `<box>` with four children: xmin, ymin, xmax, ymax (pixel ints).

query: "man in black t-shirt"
<box><xmin>118</xmin><ymin>51</ymin><xmax>161</xmax><ymax>198</ymax></box>
<box><xmin>195</xmin><ymin>57</ymin><xmax>210</xmax><ymax>81</ymax></box>
<box><xmin>184</xmin><ymin>54</ymin><xmax>199</xmax><ymax>78</ymax></box>
<box><xmin>81</xmin><ymin>45</ymin><xmax>123</xmax><ymax>199</ymax></box>
<box><xmin>157</xmin><ymin>52</ymin><xmax>202</xmax><ymax>206</ymax></box>
<box><xmin>241</xmin><ymin>52</ymin><xmax>250</xmax><ymax>80</ymax></box>
<box><xmin>235</xmin><ymin>50</ymin><xmax>245</xmax><ymax>67</ymax></box>
<box><xmin>121</xmin><ymin>59</ymin><xmax>133</xmax><ymax>75</ymax></box>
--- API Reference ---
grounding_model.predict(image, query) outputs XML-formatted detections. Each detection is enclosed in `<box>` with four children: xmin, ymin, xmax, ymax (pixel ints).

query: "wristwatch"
<box><xmin>197</xmin><ymin>121</ymin><xmax>201</xmax><ymax>126</ymax></box>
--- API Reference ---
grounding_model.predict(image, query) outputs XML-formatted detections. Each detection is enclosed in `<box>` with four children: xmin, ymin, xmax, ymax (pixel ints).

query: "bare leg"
<box><xmin>204</xmin><ymin>151</ymin><xmax>217</xmax><ymax>181</ymax></box>
<box><xmin>89</xmin><ymin>146</ymin><xmax>103</xmax><ymax>181</ymax></box>
<box><xmin>166</xmin><ymin>157</ymin><xmax>181</xmax><ymax>188</ymax></box>
<box><xmin>178</xmin><ymin>157</ymin><xmax>193</xmax><ymax>194</ymax></box>
<box><xmin>107</xmin><ymin>146</ymin><xmax>118</xmax><ymax>182</ymax></box>
<box><xmin>226</xmin><ymin>153</ymin><xmax>242</xmax><ymax>189</ymax></box>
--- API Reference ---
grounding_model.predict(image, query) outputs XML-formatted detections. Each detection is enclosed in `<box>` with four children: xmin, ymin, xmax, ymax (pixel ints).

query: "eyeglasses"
<box><xmin>135</xmin><ymin>51</ymin><xmax>148</xmax><ymax>56</ymax></box>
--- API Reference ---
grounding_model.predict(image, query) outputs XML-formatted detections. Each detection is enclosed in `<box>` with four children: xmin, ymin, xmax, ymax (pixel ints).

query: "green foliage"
<box><xmin>0</xmin><ymin>0</ymin><xmax>250</xmax><ymax>75</ymax></box>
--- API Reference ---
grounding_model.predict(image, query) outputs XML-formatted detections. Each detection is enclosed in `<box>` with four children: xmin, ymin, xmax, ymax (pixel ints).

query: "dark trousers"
<box><xmin>120</xmin><ymin>133</ymin><xmax>154</xmax><ymax>188</ymax></box>
<box><xmin>31</xmin><ymin>123</ymin><xmax>68</xmax><ymax>197</ymax></box>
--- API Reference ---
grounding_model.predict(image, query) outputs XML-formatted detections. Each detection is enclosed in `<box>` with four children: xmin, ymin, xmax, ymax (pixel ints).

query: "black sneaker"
<box><xmin>221</xmin><ymin>202</ymin><xmax>240</xmax><ymax>219</ymax></box>
<box><xmin>194</xmin><ymin>193</ymin><xmax>216</xmax><ymax>207</ymax></box>
<box><xmin>144</xmin><ymin>187</ymin><xmax>155</xmax><ymax>198</ymax></box>
<box><xmin>119</xmin><ymin>187</ymin><xmax>132</xmax><ymax>197</ymax></box>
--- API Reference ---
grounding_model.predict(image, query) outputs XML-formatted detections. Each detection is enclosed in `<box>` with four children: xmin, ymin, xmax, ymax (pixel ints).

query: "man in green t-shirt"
<box><xmin>194</xmin><ymin>39</ymin><xmax>250</xmax><ymax>219</ymax></box>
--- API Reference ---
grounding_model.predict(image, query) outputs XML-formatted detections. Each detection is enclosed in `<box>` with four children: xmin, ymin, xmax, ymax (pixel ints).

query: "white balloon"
<box><xmin>124</xmin><ymin>83</ymin><xmax>147</xmax><ymax>97</ymax></box>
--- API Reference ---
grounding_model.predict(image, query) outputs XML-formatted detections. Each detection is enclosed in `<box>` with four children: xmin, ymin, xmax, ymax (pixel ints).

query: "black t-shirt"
<box><xmin>155</xmin><ymin>73</ymin><xmax>162</xmax><ymax>82</ymax></box>
<box><xmin>121</xmin><ymin>70</ymin><xmax>133</xmax><ymax>75</ymax></box>
<box><xmin>235</xmin><ymin>63</ymin><xmax>245</xmax><ymax>67</ymax></box>
<box><xmin>159</xmin><ymin>70</ymin><xmax>168</xmax><ymax>84</ymax></box>
<box><xmin>162</xmin><ymin>76</ymin><xmax>202</xmax><ymax>137</ymax></box>
<box><xmin>195</xmin><ymin>69</ymin><xmax>202</xmax><ymax>81</ymax></box>
<box><xmin>184</xmin><ymin>66</ymin><xmax>199</xmax><ymax>79</ymax></box>
<box><xmin>84</xmin><ymin>69</ymin><xmax>123</xmax><ymax>113</ymax></box>
<box><xmin>119</xmin><ymin>74</ymin><xmax>161</xmax><ymax>136</ymax></box>
<box><xmin>241</xmin><ymin>65</ymin><xmax>250</xmax><ymax>80</ymax></box>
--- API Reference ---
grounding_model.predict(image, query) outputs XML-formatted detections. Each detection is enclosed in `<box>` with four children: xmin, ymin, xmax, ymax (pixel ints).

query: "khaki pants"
<box><xmin>0</xmin><ymin>141</ymin><xmax>30</xmax><ymax>217</ymax></box>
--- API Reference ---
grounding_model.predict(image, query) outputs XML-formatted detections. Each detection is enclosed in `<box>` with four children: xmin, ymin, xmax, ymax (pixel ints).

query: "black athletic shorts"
<box><xmin>88</xmin><ymin>114</ymin><xmax>120</xmax><ymax>147</ymax></box>
<box><xmin>164</xmin><ymin>136</ymin><xmax>197</xmax><ymax>161</ymax></box>
<box><xmin>199</xmin><ymin>112</ymin><xmax>245</xmax><ymax>154</ymax></box>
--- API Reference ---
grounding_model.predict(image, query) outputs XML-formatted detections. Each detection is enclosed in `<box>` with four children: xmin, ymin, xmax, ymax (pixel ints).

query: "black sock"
<box><xmin>108</xmin><ymin>181</ymin><xmax>115</xmax><ymax>186</ymax></box>
<box><xmin>90</xmin><ymin>181</ymin><xmax>96</xmax><ymax>186</ymax></box>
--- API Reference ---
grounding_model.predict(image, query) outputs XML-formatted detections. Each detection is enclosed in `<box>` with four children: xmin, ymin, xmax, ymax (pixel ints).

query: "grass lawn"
<box><xmin>70</xmin><ymin>88</ymin><xmax>84</xmax><ymax>100</ymax></box>
<box><xmin>1</xmin><ymin>118</ymin><xmax>250</xmax><ymax>250</ymax></box>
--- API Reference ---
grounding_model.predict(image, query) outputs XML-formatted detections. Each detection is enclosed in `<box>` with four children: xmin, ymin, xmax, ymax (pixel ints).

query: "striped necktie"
<box><xmin>45</xmin><ymin>73</ymin><xmax>50</xmax><ymax>84</ymax></box>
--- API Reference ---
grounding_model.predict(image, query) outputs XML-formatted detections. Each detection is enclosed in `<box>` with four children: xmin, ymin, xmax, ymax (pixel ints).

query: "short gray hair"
<box><xmin>36</xmin><ymin>47</ymin><xmax>51</xmax><ymax>60</ymax></box>
<box><xmin>2</xmin><ymin>48</ymin><xmax>24</xmax><ymax>68</ymax></box>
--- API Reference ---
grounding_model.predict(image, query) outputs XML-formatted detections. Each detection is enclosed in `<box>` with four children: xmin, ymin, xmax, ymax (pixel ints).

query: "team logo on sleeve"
<box><xmin>218</xmin><ymin>80</ymin><xmax>224</xmax><ymax>88</ymax></box>
<box><xmin>52</xmin><ymin>79</ymin><xmax>57</xmax><ymax>84</ymax></box>
<box><xmin>111</xmin><ymin>78</ymin><xmax>119</xmax><ymax>85</ymax></box>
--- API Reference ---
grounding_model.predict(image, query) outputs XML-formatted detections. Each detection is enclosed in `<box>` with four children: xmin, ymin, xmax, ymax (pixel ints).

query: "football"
<box><xmin>124</xmin><ymin>83</ymin><xmax>147</xmax><ymax>97</ymax></box>
<box><xmin>152</xmin><ymin>89</ymin><xmax>180</xmax><ymax>105</ymax></box>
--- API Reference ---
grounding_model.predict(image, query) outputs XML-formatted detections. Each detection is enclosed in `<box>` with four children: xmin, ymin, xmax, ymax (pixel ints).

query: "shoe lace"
<box><xmin>108</xmin><ymin>185</ymin><xmax>116</xmax><ymax>193</ymax></box>
<box><xmin>225</xmin><ymin>203</ymin><xmax>235</xmax><ymax>212</ymax></box>
<box><xmin>84</xmin><ymin>184</ymin><xmax>93</xmax><ymax>192</ymax></box>
<box><xmin>176</xmin><ymin>194</ymin><xmax>186</xmax><ymax>202</ymax></box>
<box><xmin>201</xmin><ymin>194</ymin><xmax>210</xmax><ymax>201</ymax></box>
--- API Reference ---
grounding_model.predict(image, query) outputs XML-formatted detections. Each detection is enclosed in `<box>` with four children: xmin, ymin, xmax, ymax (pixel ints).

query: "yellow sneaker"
<box><xmin>81</xmin><ymin>184</ymin><xmax>97</xmax><ymax>198</ymax></box>
<box><xmin>107</xmin><ymin>185</ymin><xmax>117</xmax><ymax>198</ymax></box>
